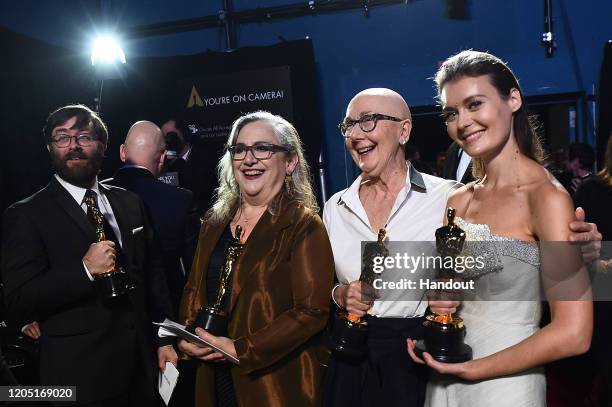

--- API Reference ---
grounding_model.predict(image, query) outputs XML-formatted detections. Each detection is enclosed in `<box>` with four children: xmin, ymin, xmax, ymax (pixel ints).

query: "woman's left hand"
<box><xmin>406</xmin><ymin>338</ymin><xmax>475</xmax><ymax>380</ymax></box>
<box><xmin>193</xmin><ymin>328</ymin><xmax>238</xmax><ymax>363</ymax></box>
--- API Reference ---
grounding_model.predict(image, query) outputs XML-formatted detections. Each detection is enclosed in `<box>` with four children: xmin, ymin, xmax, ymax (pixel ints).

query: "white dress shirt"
<box><xmin>55</xmin><ymin>174</ymin><xmax>123</xmax><ymax>280</ymax></box>
<box><xmin>323</xmin><ymin>164</ymin><xmax>459</xmax><ymax>318</ymax></box>
<box><xmin>456</xmin><ymin>148</ymin><xmax>472</xmax><ymax>182</ymax></box>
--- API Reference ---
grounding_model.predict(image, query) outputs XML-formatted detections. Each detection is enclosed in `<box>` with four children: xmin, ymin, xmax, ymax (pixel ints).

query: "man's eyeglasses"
<box><xmin>339</xmin><ymin>113</ymin><xmax>404</xmax><ymax>138</ymax></box>
<box><xmin>50</xmin><ymin>134</ymin><xmax>98</xmax><ymax>148</ymax></box>
<box><xmin>228</xmin><ymin>143</ymin><xmax>288</xmax><ymax>161</ymax></box>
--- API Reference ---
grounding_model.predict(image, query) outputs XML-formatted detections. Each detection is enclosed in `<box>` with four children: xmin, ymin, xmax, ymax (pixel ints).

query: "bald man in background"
<box><xmin>110</xmin><ymin>121</ymin><xmax>199</xmax><ymax>319</ymax></box>
<box><xmin>108</xmin><ymin>121</ymin><xmax>200</xmax><ymax>406</ymax></box>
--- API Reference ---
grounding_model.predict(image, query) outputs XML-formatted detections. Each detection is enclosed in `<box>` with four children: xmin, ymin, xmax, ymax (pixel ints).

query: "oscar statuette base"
<box><xmin>414</xmin><ymin>315</ymin><xmax>472</xmax><ymax>363</ymax></box>
<box><xmin>93</xmin><ymin>268</ymin><xmax>135</xmax><ymax>300</ymax></box>
<box><xmin>328</xmin><ymin>312</ymin><xmax>369</xmax><ymax>357</ymax></box>
<box><xmin>189</xmin><ymin>307</ymin><xmax>228</xmax><ymax>337</ymax></box>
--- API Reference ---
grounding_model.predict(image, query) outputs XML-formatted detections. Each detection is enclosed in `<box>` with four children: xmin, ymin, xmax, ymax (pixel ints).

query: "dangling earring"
<box><xmin>285</xmin><ymin>172</ymin><xmax>293</xmax><ymax>194</ymax></box>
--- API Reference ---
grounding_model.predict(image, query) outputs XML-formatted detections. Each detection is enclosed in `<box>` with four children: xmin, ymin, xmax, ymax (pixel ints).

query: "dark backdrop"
<box><xmin>99</xmin><ymin>39</ymin><xmax>321</xmax><ymax>208</ymax></box>
<box><xmin>0</xmin><ymin>29</ymin><xmax>322</xmax><ymax>216</ymax></box>
<box><xmin>597</xmin><ymin>41</ymin><xmax>612</xmax><ymax>168</ymax></box>
<box><xmin>0</xmin><ymin>27</ymin><xmax>95</xmax><ymax>216</ymax></box>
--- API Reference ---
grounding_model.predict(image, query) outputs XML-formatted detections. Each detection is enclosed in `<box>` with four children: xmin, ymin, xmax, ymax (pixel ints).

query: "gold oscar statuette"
<box><xmin>90</xmin><ymin>197</ymin><xmax>135</xmax><ymax>300</ymax></box>
<box><xmin>329</xmin><ymin>228</ymin><xmax>388</xmax><ymax>357</ymax></box>
<box><xmin>415</xmin><ymin>207</ymin><xmax>473</xmax><ymax>363</ymax></box>
<box><xmin>189</xmin><ymin>225</ymin><xmax>244</xmax><ymax>336</ymax></box>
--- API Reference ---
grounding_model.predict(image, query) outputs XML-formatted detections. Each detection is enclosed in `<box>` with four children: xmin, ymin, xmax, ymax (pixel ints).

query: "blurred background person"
<box><xmin>112</xmin><ymin>120</ymin><xmax>200</xmax><ymax>406</ymax></box>
<box><xmin>162</xmin><ymin>118</ymin><xmax>193</xmax><ymax>166</ymax></box>
<box><xmin>178</xmin><ymin>111</ymin><xmax>334</xmax><ymax>407</ymax></box>
<box><xmin>406</xmin><ymin>143</ymin><xmax>436</xmax><ymax>175</ymax></box>
<box><xmin>575</xmin><ymin>134</ymin><xmax>612</xmax><ymax>246</ymax></box>
<box><xmin>161</xmin><ymin>117</ymin><xmax>214</xmax><ymax>215</ymax></box>
<box><xmin>435</xmin><ymin>150</ymin><xmax>447</xmax><ymax>177</ymax></box>
<box><xmin>557</xmin><ymin>143</ymin><xmax>596</xmax><ymax>196</ymax></box>
<box><xmin>556</xmin><ymin>134</ymin><xmax>612</xmax><ymax>407</ymax></box>
<box><xmin>112</xmin><ymin>120</ymin><xmax>199</xmax><ymax>315</ymax></box>
<box><xmin>442</xmin><ymin>141</ymin><xmax>474</xmax><ymax>183</ymax></box>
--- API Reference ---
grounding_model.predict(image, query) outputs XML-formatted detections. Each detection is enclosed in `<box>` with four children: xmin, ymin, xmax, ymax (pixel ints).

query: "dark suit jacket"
<box><xmin>110</xmin><ymin>166</ymin><xmax>200</xmax><ymax>313</ymax></box>
<box><xmin>442</xmin><ymin>142</ymin><xmax>475</xmax><ymax>184</ymax></box>
<box><xmin>1</xmin><ymin>177</ymin><xmax>172</xmax><ymax>404</ymax></box>
<box><xmin>180</xmin><ymin>194</ymin><xmax>334</xmax><ymax>407</ymax></box>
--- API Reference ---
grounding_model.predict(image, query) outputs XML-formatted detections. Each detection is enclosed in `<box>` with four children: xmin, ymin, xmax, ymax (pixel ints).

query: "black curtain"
<box><xmin>0</xmin><ymin>27</ymin><xmax>95</xmax><ymax>215</ymax></box>
<box><xmin>597</xmin><ymin>40</ymin><xmax>612</xmax><ymax>169</ymax></box>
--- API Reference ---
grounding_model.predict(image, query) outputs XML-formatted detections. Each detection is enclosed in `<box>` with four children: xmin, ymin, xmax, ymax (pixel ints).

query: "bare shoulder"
<box><xmin>529</xmin><ymin>170</ymin><xmax>575</xmax><ymax>240</ymax></box>
<box><xmin>446</xmin><ymin>182</ymin><xmax>476</xmax><ymax>218</ymax></box>
<box><xmin>528</xmin><ymin>170</ymin><xmax>573</xmax><ymax>213</ymax></box>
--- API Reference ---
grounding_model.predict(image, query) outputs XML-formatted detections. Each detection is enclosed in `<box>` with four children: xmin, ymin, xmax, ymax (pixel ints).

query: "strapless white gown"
<box><xmin>425</xmin><ymin>218</ymin><xmax>546</xmax><ymax>407</ymax></box>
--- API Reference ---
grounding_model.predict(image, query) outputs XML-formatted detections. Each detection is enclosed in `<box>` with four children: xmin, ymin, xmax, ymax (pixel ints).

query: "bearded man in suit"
<box><xmin>1</xmin><ymin>104</ymin><xmax>175</xmax><ymax>406</ymax></box>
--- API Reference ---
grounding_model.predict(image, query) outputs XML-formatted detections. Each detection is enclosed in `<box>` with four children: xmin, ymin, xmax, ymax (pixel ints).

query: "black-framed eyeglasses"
<box><xmin>50</xmin><ymin>134</ymin><xmax>98</xmax><ymax>148</ymax></box>
<box><xmin>338</xmin><ymin>113</ymin><xmax>404</xmax><ymax>138</ymax></box>
<box><xmin>228</xmin><ymin>143</ymin><xmax>289</xmax><ymax>161</ymax></box>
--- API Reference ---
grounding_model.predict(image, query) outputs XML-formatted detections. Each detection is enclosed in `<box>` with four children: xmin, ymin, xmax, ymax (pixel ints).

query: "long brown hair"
<box><xmin>435</xmin><ymin>50</ymin><xmax>544</xmax><ymax>179</ymax></box>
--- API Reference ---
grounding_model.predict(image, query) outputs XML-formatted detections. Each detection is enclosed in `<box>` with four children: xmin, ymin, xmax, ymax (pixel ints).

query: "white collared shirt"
<box><xmin>323</xmin><ymin>164</ymin><xmax>459</xmax><ymax>318</ymax></box>
<box><xmin>55</xmin><ymin>174</ymin><xmax>124</xmax><ymax>281</ymax></box>
<box><xmin>456</xmin><ymin>149</ymin><xmax>472</xmax><ymax>182</ymax></box>
<box><xmin>54</xmin><ymin>174</ymin><xmax>123</xmax><ymax>247</ymax></box>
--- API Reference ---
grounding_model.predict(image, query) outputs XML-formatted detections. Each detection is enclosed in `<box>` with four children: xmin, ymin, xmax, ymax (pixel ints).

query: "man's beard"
<box><xmin>51</xmin><ymin>147</ymin><xmax>104</xmax><ymax>188</ymax></box>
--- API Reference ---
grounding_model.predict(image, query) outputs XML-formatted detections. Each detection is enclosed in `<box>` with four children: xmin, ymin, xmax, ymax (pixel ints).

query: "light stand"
<box><xmin>90</xmin><ymin>36</ymin><xmax>126</xmax><ymax>112</ymax></box>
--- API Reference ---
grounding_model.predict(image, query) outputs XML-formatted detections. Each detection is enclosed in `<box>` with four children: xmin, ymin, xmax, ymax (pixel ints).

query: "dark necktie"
<box><xmin>83</xmin><ymin>189</ymin><xmax>125</xmax><ymax>267</ymax></box>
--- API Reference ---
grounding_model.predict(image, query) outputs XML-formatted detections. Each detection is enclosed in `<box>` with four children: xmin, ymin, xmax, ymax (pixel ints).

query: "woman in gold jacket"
<box><xmin>179</xmin><ymin>111</ymin><xmax>334</xmax><ymax>407</ymax></box>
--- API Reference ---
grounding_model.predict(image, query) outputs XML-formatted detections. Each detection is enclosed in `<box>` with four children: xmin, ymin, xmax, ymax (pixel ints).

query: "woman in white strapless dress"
<box><xmin>407</xmin><ymin>50</ymin><xmax>593</xmax><ymax>407</ymax></box>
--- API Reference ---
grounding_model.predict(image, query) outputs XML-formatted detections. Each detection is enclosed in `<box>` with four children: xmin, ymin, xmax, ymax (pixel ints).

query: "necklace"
<box><xmin>236</xmin><ymin>206</ymin><xmax>263</xmax><ymax>224</ymax></box>
<box><xmin>231</xmin><ymin>206</ymin><xmax>266</xmax><ymax>239</ymax></box>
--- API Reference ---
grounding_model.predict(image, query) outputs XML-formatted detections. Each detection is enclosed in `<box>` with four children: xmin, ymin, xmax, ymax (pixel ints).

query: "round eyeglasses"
<box><xmin>338</xmin><ymin>113</ymin><xmax>404</xmax><ymax>138</ymax></box>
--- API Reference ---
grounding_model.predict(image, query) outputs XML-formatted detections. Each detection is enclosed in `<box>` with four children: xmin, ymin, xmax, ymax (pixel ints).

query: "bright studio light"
<box><xmin>91</xmin><ymin>36</ymin><xmax>126</xmax><ymax>66</ymax></box>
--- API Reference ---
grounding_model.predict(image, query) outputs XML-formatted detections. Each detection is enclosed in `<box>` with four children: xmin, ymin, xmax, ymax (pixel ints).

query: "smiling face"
<box><xmin>49</xmin><ymin>116</ymin><xmax>106</xmax><ymax>188</ymax></box>
<box><xmin>232</xmin><ymin>120</ymin><xmax>297</xmax><ymax>205</ymax></box>
<box><xmin>344</xmin><ymin>91</ymin><xmax>411</xmax><ymax>178</ymax></box>
<box><xmin>440</xmin><ymin>75</ymin><xmax>521</xmax><ymax>160</ymax></box>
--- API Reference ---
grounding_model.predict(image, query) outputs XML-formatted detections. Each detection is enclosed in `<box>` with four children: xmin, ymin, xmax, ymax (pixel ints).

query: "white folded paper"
<box><xmin>155</xmin><ymin>318</ymin><xmax>240</xmax><ymax>365</ymax></box>
<box><xmin>158</xmin><ymin>362</ymin><xmax>179</xmax><ymax>406</ymax></box>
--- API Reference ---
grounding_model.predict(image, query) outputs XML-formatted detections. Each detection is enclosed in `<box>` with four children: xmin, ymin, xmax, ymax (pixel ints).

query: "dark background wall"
<box><xmin>1</xmin><ymin>0</ymin><xmax>611</xmax><ymax>199</ymax></box>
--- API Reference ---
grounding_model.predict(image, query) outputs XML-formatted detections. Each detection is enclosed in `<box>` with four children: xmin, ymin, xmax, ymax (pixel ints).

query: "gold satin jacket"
<box><xmin>179</xmin><ymin>195</ymin><xmax>334</xmax><ymax>407</ymax></box>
